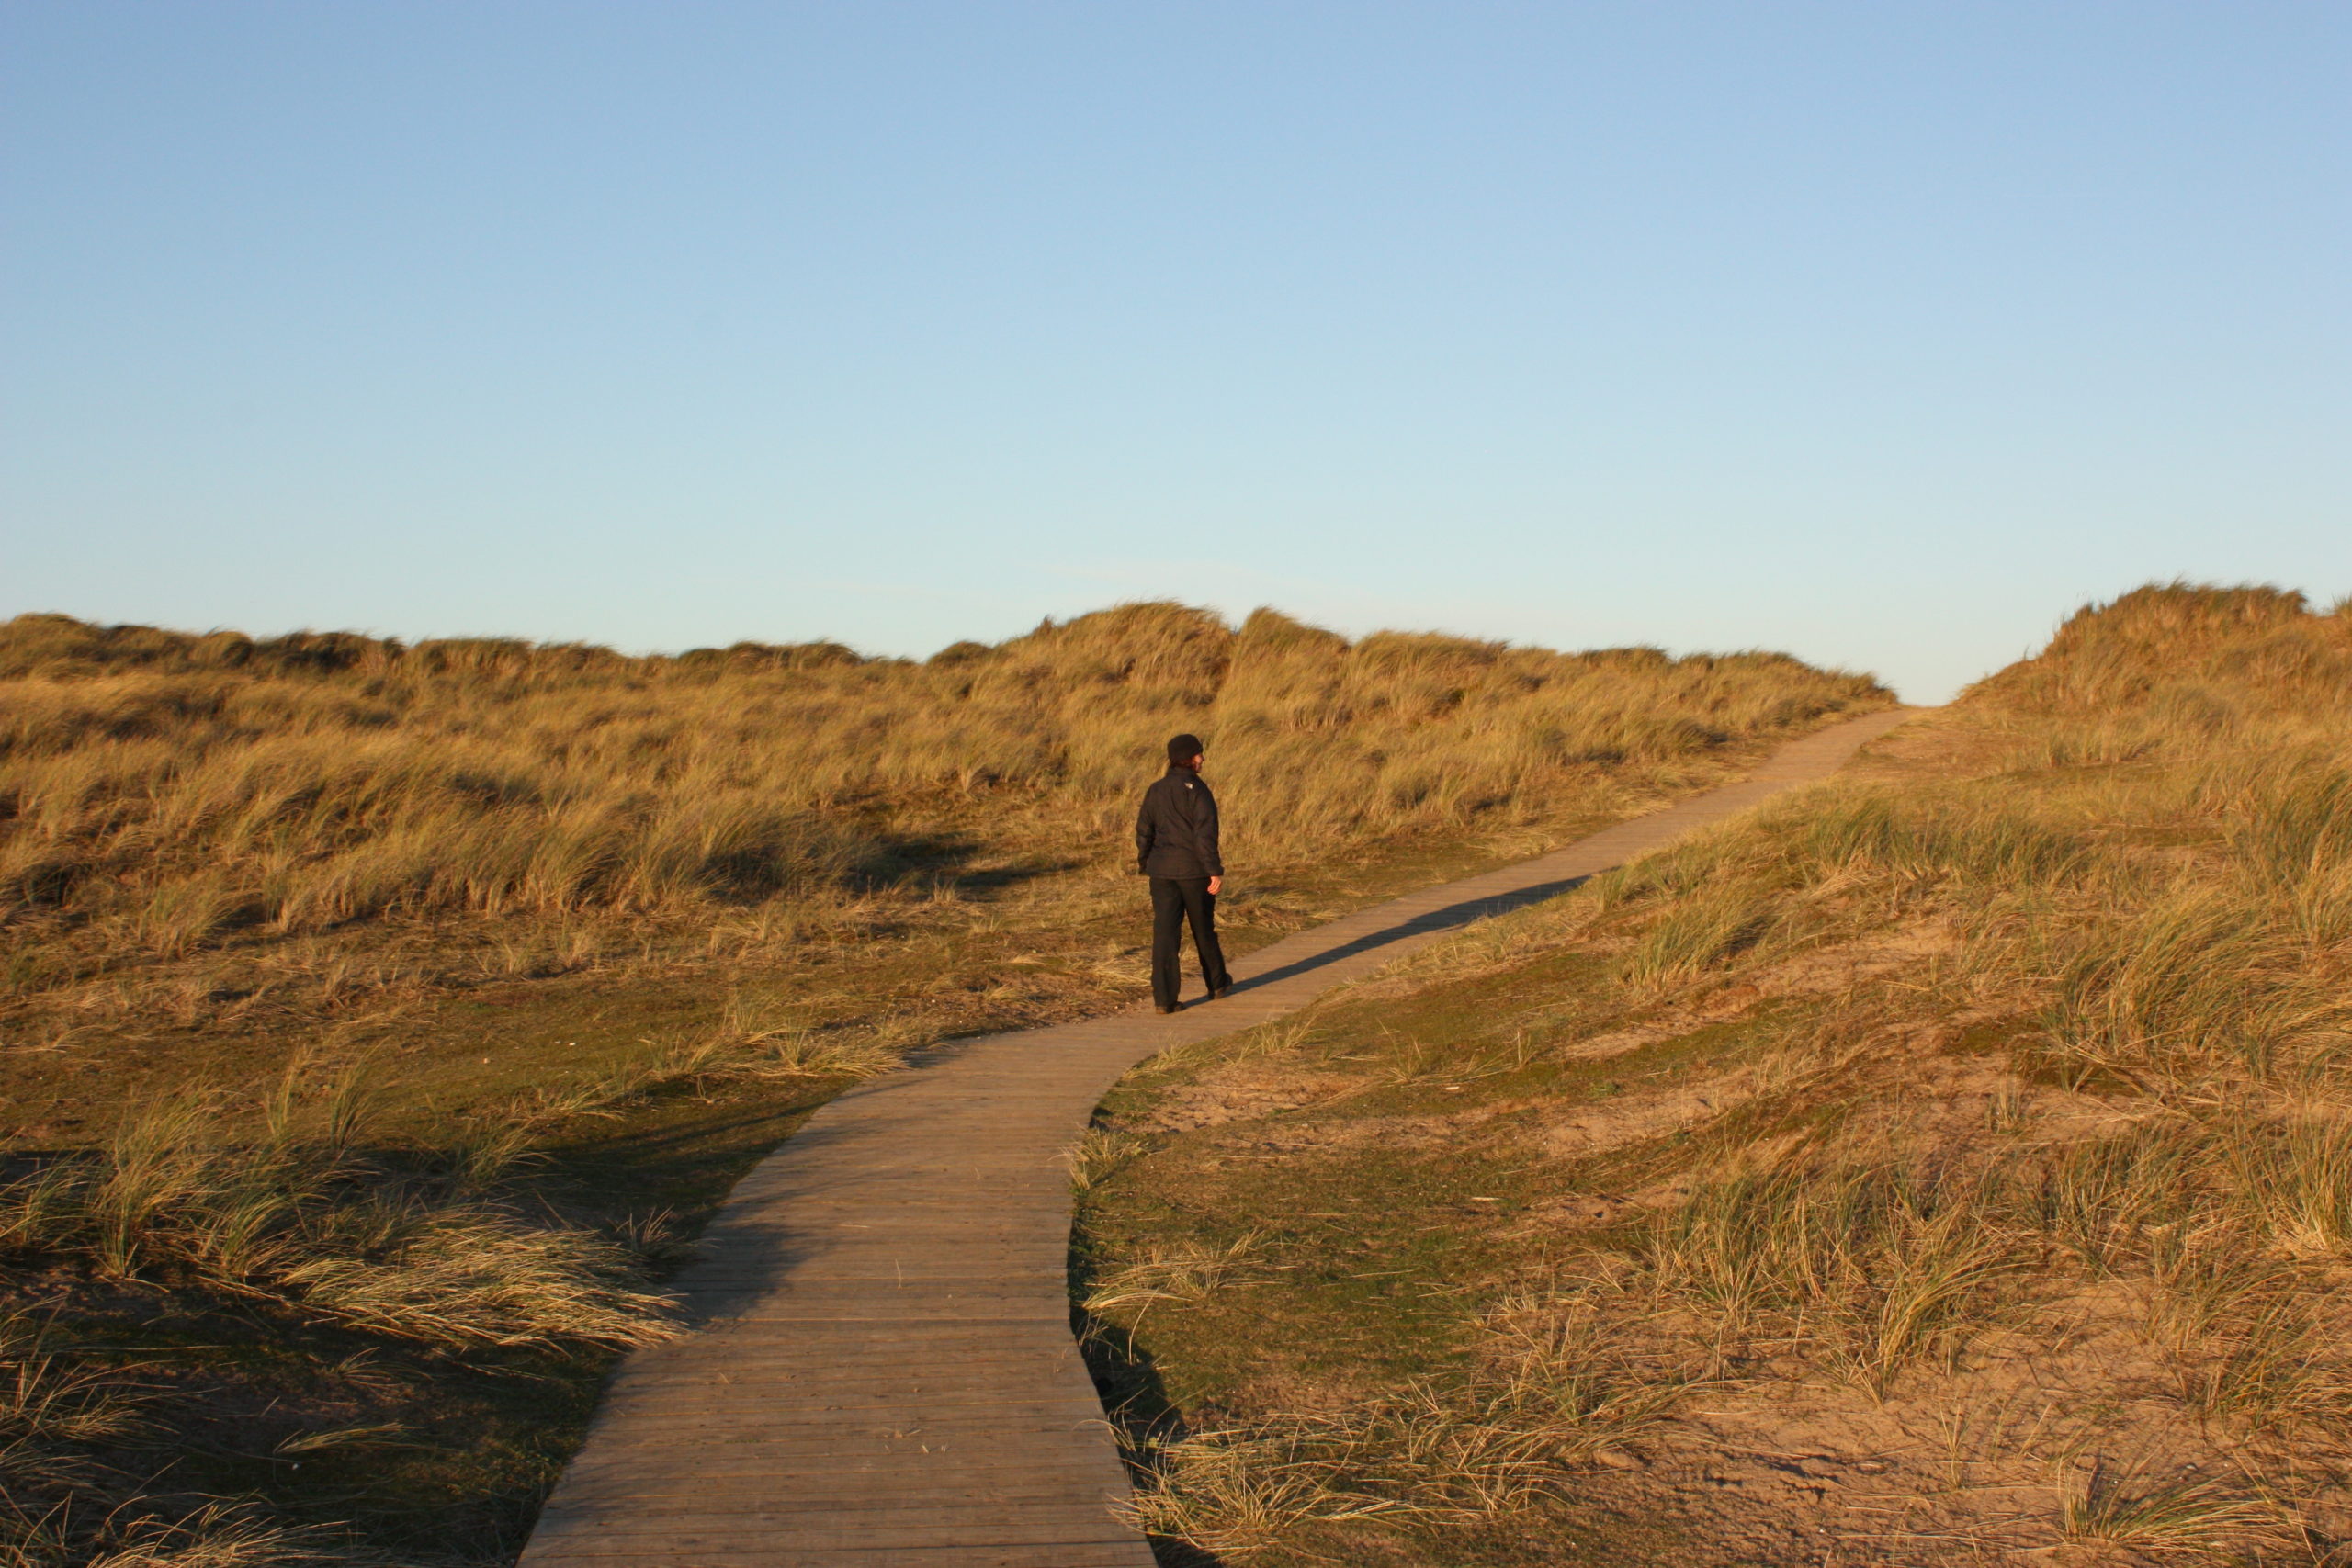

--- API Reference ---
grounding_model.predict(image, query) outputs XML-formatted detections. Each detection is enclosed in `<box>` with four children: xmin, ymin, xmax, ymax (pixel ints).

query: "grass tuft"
<box><xmin>1082</xmin><ymin>1232</ymin><xmax>1263</xmax><ymax>1318</ymax></box>
<box><xmin>0</xmin><ymin>1089</ymin><xmax>676</xmax><ymax>1354</ymax></box>
<box><xmin>2059</xmin><ymin>1456</ymin><xmax>2285</xmax><ymax>1555</ymax></box>
<box><xmin>1638</xmin><ymin>1162</ymin><xmax>2022</xmax><ymax>1394</ymax></box>
<box><xmin>1067</xmin><ymin>1127</ymin><xmax>1150</xmax><ymax>1193</ymax></box>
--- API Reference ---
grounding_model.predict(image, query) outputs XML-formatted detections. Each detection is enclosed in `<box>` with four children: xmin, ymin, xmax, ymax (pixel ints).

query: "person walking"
<box><xmin>1136</xmin><ymin>732</ymin><xmax>1231</xmax><ymax>1014</ymax></box>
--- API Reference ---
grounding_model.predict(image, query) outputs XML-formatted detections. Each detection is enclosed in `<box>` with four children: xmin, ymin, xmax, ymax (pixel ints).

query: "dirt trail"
<box><xmin>519</xmin><ymin>708</ymin><xmax>1919</xmax><ymax>1568</ymax></box>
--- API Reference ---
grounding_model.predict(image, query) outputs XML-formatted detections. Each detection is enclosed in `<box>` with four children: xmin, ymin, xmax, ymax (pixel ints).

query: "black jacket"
<box><xmin>1136</xmin><ymin>765</ymin><xmax>1223</xmax><ymax>878</ymax></box>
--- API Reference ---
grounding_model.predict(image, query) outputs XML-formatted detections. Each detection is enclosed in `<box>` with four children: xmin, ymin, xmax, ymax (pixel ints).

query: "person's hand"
<box><xmin>1207</xmin><ymin>875</ymin><xmax>1223</xmax><ymax>896</ymax></box>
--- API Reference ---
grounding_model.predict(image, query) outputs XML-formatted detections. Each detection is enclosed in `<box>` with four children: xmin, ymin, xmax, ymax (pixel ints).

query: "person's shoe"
<box><xmin>1156</xmin><ymin>1003</ymin><xmax>1182</xmax><ymax>1015</ymax></box>
<box><xmin>1210</xmin><ymin>984</ymin><xmax>1232</xmax><ymax>1000</ymax></box>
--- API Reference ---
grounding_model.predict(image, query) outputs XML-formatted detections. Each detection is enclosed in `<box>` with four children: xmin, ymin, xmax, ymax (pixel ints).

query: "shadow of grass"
<box><xmin>1068</xmin><ymin>1254</ymin><xmax>1233</xmax><ymax>1568</ymax></box>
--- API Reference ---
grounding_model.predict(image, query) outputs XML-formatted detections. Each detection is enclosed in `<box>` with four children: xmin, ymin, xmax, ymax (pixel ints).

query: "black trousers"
<box><xmin>1149</xmin><ymin>875</ymin><xmax>1230</xmax><ymax>1009</ymax></box>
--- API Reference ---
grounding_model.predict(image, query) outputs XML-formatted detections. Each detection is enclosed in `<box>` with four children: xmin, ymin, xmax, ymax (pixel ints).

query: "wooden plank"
<box><xmin>518</xmin><ymin>711</ymin><xmax>1915</xmax><ymax>1567</ymax></box>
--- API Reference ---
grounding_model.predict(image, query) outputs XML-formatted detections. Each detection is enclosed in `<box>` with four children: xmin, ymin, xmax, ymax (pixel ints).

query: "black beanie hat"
<box><xmin>1167</xmin><ymin>733</ymin><xmax>1204</xmax><ymax>765</ymax></box>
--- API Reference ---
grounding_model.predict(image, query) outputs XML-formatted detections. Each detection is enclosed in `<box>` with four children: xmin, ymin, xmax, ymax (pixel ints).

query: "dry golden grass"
<box><xmin>1119</xmin><ymin>1304</ymin><xmax>1702</xmax><ymax>1556</ymax></box>
<box><xmin>0</xmin><ymin>600</ymin><xmax>1883</xmax><ymax>1563</ymax></box>
<box><xmin>0</xmin><ymin>602</ymin><xmax>1873</xmax><ymax>955</ymax></box>
<box><xmin>0</xmin><ymin>1065</ymin><xmax>680</xmax><ymax>1564</ymax></box>
<box><xmin>3</xmin><ymin>1504</ymin><xmax>330</xmax><ymax>1568</ymax></box>
<box><xmin>0</xmin><ymin>1310</ymin><xmax>150</xmax><ymax>1494</ymax></box>
<box><xmin>1081</xmin><ymin>583</ymin><xmax>2352</xmax><ymax>1564</ymax></box>
<box><xmin>0</xmin><ymin>600</ymin><xmax>1881</xmax><ymax>1125</ymax></box>
<box><xmin>1</xmin><ymin>1055</ymin><xmax>673</xmax><ymax>1352</ymax></box>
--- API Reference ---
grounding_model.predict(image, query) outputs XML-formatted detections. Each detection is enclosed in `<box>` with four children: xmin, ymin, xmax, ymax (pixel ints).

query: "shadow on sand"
<box><xmin>1231</xmin><ymin>873</ymin><xmax>1591</xmax><ymax>994</ymax></box>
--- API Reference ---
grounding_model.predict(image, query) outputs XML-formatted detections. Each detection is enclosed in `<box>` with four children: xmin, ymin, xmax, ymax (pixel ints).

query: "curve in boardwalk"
<box><xmin>521</xmin><ymin>708</ymin><xmax>1918</xmax><ymax>1568</ymax></box>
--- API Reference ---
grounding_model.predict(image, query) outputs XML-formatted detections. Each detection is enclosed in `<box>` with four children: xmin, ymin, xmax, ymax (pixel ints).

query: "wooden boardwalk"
<box><xmin>519</xmin><ymin>710</ymin><xmax>1917</xmax><ymax>1568</ymax></box>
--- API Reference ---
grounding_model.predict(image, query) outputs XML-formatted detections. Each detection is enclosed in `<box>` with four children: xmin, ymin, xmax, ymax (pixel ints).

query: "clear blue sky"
<box><xmin>4</xmin><ymin>2</ymin><xmax>2346</xmax><ymax>701</ymax></box>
